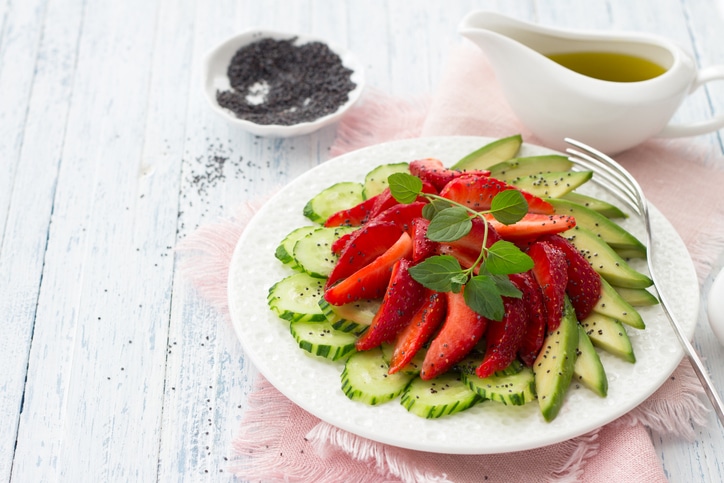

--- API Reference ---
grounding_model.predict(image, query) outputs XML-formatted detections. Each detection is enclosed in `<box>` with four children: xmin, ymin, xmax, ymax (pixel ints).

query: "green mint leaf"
<box><xmin>422</xmin><ymin>198</ymin><xmax>452</xmax><ymax>220</ymax></box>
<box><xmin>490</xmin><ymin>190</ymin><xmax>528</xmax><ymax>225</ymax></box>
<box><xmin>426</xmin><ymin>207</ymin><xmax>472</xmax><ymax>242</ymax></box>
<box><xmin>464</xmin><ymin>274</ymin><xmax>505</xmax><ymax>321</ymax></box>
<box><xmin>491</xmin><ymin>274</ymin><xmax>523</xmax><ymax>298</ymax></box>
<box><xmin>388</xmin><ymin>172</ymin><xmax>423</xmax><ymax>204</ymax></box>
<box><xmin>484</xmin><ymin>240</ymin><xmax>534</xmax><ymax>275</ymax></box>
<box><xmin>408</xmin><ymin>255</ymin><xmax>465</xmax><ymax>292</ymax></box>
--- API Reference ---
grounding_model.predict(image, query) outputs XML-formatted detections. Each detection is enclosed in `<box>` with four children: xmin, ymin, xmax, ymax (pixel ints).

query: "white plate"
<box><xmin>227</xmin><ymin>136</ymin><xmax>699</xmax><ymax>454</ymax></box>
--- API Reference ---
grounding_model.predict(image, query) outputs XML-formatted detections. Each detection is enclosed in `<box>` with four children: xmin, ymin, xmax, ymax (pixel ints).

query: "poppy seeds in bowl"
<box><xmin>216</xmin><ymin>37</ymin><xmax>357</xmax><ymax>126</ymax></box>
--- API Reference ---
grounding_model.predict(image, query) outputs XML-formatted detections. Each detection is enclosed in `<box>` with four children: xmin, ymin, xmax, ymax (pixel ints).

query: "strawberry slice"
<box><xmin>540</xmin><ymin>234</ymin><xmax>602</xmax><ymax>320</ymax></box>
<box><xmin>324</xmin><ymin>232</ymin><xmax>413</xmax><ymax>305</ymax></box>
<box><xmin>326</xmin><ymin>221</ymin><xmax>404</xmax><ymax>288</ymax></box>
<box><xmin>410</xmin><ymin>158</ymin><xmax>490</xmax><ymax>191</ymax></box>
<box><xmin>388</xmin><ymin>290</ymin><xmax>446</xmax><ymax>374</ymax></box>
<box><xmin>324</xmin><ymin>194</ymin><xmax>380</xmax><ymax>227</ymax></box>
<box><xmin>433</xmin><ymin>218</ymin><xmax>502</xmax><ymax>272</ymax></box>
<box><xmin>439</xmin><ymin>174</ymin><xmax>554</xmax><ymax>214</ymax></box>
<box><xmin>476</xmin><ymin>296</ymin><xmax>527</xmax><ymax>378</ymax></box>
<box><xmin>510</xmin><ymin>272</ymin><xmax>547</xmax><ymax>367</ymax></box>
<box><xmin>355</xmin><ymin>258</ymin><xmax>427</xmax><ymax>351</ymax></box>
<box><xmin>485</xmin><ymin>213</ymin><xmax>576</xmax><ymax>242</ymax></box>
<box><xmin>369</xmin><ymin>201</ymin><xmax>426</xmax><ymax>233</ymax></box>
<box><xmin>528</xmin><ymin>241</ymin><xmax>568</xmax><ymax>331</ymax></box>
<box><xmin>410</xmin><ymin>217</ymin><xmax>437</xmax><ymax>262</ymax></box>
<box><xmin>420</xmin><ymin>290</ymin><xmax>488</xmax><ymax>380</ymax></box>
<box><xmin>436</xmin><ymin>244</ymin><xmax>480</xmax><ymax>272</ymax></box>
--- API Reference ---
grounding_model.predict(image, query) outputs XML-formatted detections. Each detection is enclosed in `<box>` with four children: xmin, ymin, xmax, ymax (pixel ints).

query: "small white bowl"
<box><xmin>202</xmin><ymin>30</ymin><xmax>365</xmax><ymax>137</ymax></box>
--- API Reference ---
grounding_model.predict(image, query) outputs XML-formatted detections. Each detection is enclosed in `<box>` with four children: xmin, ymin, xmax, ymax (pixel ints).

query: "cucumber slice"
<box><xmin>548</xmin><ymin>198</ymin><xmax>646</xmax><ymax>258</ymax></box>
<box><xmin>462</xmin><ymin>365</ymin><xmax>537</xmax><ymax>406</ymax></box>
<box><xmin>451</xmin><ymin>134</ymin><xmax>523</xmax><ymax>170</ymax></box>
<box><xmin>380</xmin><ymin>342</ymin><xmax>427</xmax><ymax>376</ymax></box>
<box><xmin>592</xmin><ymin>278</ymin><xmax>645</xmax><ymax>329</ymax></box>
<box><xmin>319</xmin><ymin>297</ymin><xmax>379</xmax><ymax>334</ymax></box>
<box><xmin>488</xmin><ymin>155</ymin><xmax>573</xmax><ymax>180</ymax></box>
<box><xmin>580</xmin><ymin>312</ymin><xmax>635</xmax><ymax>363</ymax></box>
<box><xmin>561</xmin><ymin>192</ymin><xmax>628</xmax><ymax>219</ymax></box>
<box><xmin>267</xmin><ymin>272</ymin><xmax>327</xmax><ymax>322</ymax></box>
<box><xmin>292</xmin><ymin>225</ymin><xmax>356</xmax><ymax>278</ymax></box>
<box><xmin>561</xmin><ymin>226</ymin><xmax>653</xmax><ymax>289</ymax></box>
<box><xmin>573</xmin><ymin>324</ymin><xmax>608</xmax><ymax>397</ymax></box>
<box><xmin>507</xmin><ymin>170</ymin><xmax>593</xmax><ymax>198</ymax></box>
<box><xmin>363</xmin><ymin>162</ymin><xmax>409</xmax><ymax>198</ymax></box>
<box><xmin>275</xmin><ymin>225</ymin><xmax>318</xmax><ymax>269</ymax></box>
<box><xmin>340</xmin><ymin>347</ymin><xmax>414</xmax><ymax>405</ymax></box>
<box><xmin>290</xmin><ymin>319</ymin><xmax>357</xmax><ymax>361</ymax></box>
<box><xmin>533</xmin><ymin>298</ymin><xmax>579</xmax><ymax>422</ymax></box>
<box><xmin>303</xmin><ymin>181</ymin><xmax>365</xmax><ymax>223</ymax></box>
<box><xmin>400</xmin><ymin>372</ymin><xmax>480</xmax><ymax>418</ymax></box>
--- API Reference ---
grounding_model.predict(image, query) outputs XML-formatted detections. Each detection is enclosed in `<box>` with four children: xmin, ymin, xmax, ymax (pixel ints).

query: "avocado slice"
<box><xmin>591</xmin><ymin>278</ymin><xmax>645</xmax><ymax>329</ymax></box>
<box><xmin>614</xmin><ymin>286</ymin><xmax>659</xmax><ymax>307</ymax></box>
<box><xmin>507</xmin><ymin>170</ymin><xmax>593</xmax><ymax>198</ymax></box>
<box><xmin>561</xmin><ymin>226</ymin><xmax>653</xmax><ymax>289</ymax></box>
<box><xmin>452</xmin><ymin>134</ymin><xmax>522</xmax><ymax>170</ymax></box>
<box><xmin>573</xmin><ymin>324</ymin><xmax>608</xmax><ymax>397</ymax></box>
<box><xmin>533</xmin><ymin>297</ymin><xmax>579</xmax><ymax>422</ymax></box>
<box><xmin>560</xmin><ymin>192</ymin><xmax>628</xmax><ymax>219</ymax></box>
<box><xmin>488</xmin><ymin>154</ymin><xmax>573</xmax><ymax>180</ymax></box>
<box><xmin>580</xmin><ymin>312</ymin><xmax>636</xmax><ymax>363</ymax></box>
<box><xmin>548</xmin><ymin>198</ymin><xmax>646</xmax><ymax>259</ymax></box>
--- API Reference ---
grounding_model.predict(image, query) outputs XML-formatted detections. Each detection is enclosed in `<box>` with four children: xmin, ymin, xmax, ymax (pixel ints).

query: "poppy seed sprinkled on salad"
<box><xmin>267</xmin><ymin>135</ymin><xmax>654</xmax><ymax>422</ymax></box>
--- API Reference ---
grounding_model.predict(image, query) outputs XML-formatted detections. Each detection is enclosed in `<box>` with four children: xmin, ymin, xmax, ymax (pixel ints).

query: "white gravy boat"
<box><xmin>459</xmin><ymin>11</ymin><xmax>724</xmax><ymax>154</ymax></box>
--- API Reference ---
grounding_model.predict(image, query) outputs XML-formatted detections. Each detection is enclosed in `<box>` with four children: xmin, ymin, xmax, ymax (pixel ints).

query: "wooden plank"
<box><xmin>8</xmin><ymin>0</ymin><xmax>171</xmax><ymax>480</ymax></box>
<box><xmin>0</xmin><ymin>0</ymin><xmax>56</xmax><ymax>479</ymax></box>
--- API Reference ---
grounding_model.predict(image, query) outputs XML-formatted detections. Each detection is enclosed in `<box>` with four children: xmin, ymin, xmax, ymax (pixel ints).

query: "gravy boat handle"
<box><xmin>658</xmin><ymin>65</ymin><xmax>724</xmax><ymax>138</ymax></box>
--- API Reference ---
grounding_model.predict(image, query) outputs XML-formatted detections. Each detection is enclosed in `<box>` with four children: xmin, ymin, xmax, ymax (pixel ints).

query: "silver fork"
<box><xmin>565</xmin><ymin>138</ymin><xmax>724</xmax><ymax>426</ymax></box>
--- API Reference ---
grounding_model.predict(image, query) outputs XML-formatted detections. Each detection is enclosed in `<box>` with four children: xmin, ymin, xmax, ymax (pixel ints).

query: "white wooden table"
<box><xmin>2</xmin><ymin>1</ymin><xmax>723</xmax><ymax>481</ymax></box>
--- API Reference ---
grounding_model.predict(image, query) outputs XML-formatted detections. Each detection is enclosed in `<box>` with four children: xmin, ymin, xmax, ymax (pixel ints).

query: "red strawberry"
<box><xmin>324</xmin><ymin>195</ymin><xmax>380</xmax><ymax>227</ymax></box>
<box><xmin>433</xmin><ymin>218</ymin><xmax>502</xmax><ymax>272</ymax></box>
<box><xmin>355</xmin><ymin>258</ymin><xmax>427</xmax><ymax>351</ymax></box>
<box><xmin>476</xmin><ymin>296</ymin><xmax>527</xmax><ymax>378</ymax></box>
<box><xmin>540</xmin><ymin>234</ymin><xmax>602</xmax><ymax>320</ymax></box>
<box><xmin>439</xmin><ymin>174</ymin><xmax>554</xmax><ymax>214</ymax></box>
<box><xmin>368</xmin><ymin>181</ymin><xmax>437</xmax><ymax>219</ymax></box>
<box><xmin>326</xmin><ymin>221</ymin><xmax>404</xmax><ymax>288</ymax></box>
<box><xmin>436</xmin><ymin>244</ymin><xmax>480</xmax><ymax>273</ymax></box>
<box><xmin>410</xmin><ymin>217</ymin><xmax>437</xmax><ymax>262</ymax></box>
<box><xmin>528</xmin><ymin>240</ymin><xmax>568</xmax><ymax>331</ymax></box>
<box><xmin>410</xmin><ymin>158</ymin><xmax>490</xmax><ymax>191</ymax></box>
<box><xmin>420</xmin><ymin>290</ymin><xmax>488</xmax><ymax>380</ymax></box>
<box><xmin>485</xmin><ymin>213</ymin><xmax>576</xmax><ymax>242</ymax></box>
<box><xmin>369</xmin><ymin>201</ymin><xmax>426</xmax><ymax>233</ymax></box>
<box><xmin>388</xmin><ymin>290</ymin><xmax>446</xmax><ymax>374</ymax></box>
<box><xmin>510</xmin><ymin>272</ymin><xmax>546</xmax><ymax>367</ymax></box>
<box><xmin>324</xmin><ymin>232</ymin><xmax>413</xmax><ymax>305</ymax></box>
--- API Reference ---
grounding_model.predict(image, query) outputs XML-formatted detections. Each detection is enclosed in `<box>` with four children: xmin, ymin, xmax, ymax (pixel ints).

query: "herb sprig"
<box><xmin>388</xmin><ymin>172</ymin><xmax>534</xmax><ymax>321</ymax></box>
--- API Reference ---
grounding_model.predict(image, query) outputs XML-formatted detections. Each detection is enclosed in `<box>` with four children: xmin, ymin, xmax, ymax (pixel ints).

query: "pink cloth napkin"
<box><xmin>179</xmin><ymin>41</ymin><xmax>724</xmax><ymax>482</ymax></box>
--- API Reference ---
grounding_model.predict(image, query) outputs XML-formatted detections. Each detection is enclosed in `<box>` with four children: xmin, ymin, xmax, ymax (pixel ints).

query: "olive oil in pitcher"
<box><xmin>547</xmin><ymin>52</ymin><xmax>667</xmax><ymax>82</ymax></box>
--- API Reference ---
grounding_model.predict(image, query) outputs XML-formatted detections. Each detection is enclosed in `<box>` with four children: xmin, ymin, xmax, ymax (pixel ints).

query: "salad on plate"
<box><xmin>266</xmin><ymin>134</ymin><xmax>657</xmax><ymax>423</ymax></box>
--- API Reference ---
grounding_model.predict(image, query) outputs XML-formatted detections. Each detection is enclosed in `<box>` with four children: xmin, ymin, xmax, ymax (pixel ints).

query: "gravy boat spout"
<box><xmin>458</xmin><ymin>11</ymin><xmax>724</xmax><ymax>154</ymax></box>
